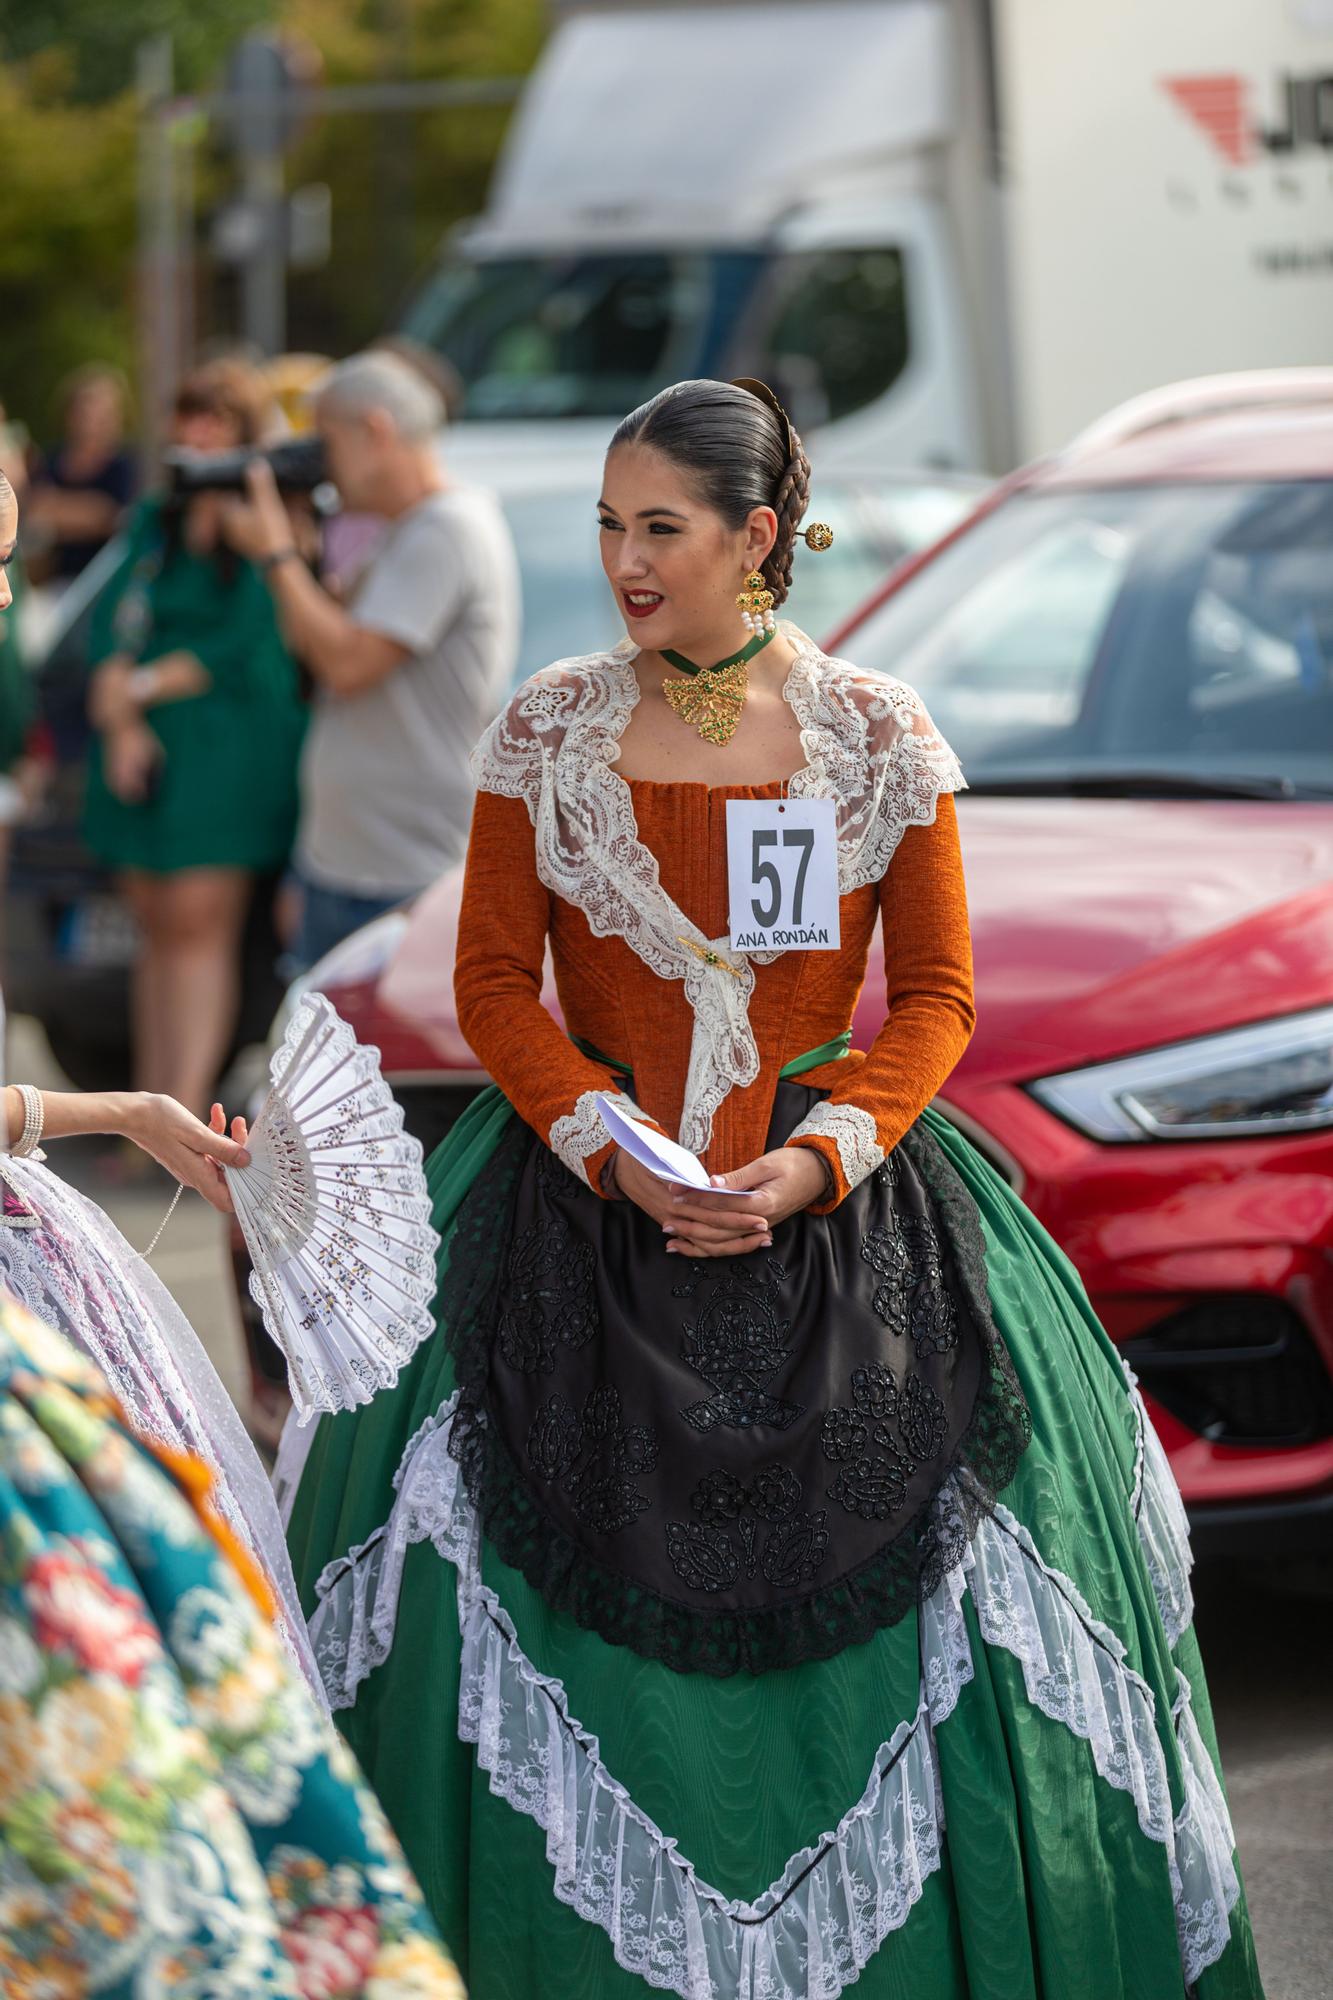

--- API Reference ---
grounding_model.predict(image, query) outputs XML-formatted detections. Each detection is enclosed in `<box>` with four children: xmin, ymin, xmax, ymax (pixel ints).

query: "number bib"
<box><xmin>726</xmin><ymin>797</ymin><xmax>841</xmax><ymax>952</ymax></box>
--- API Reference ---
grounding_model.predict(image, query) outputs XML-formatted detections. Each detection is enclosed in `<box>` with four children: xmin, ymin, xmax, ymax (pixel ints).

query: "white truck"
<box><xmin>400</xmin><ymin>0</ymin><xmax>1333</xmax><ymax>475</ymax></box>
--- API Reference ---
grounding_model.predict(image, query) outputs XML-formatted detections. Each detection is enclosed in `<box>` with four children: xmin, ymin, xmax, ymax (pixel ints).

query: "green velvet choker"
<box><xmin>660</xmin><ymin>626</ymin><xmax>776</xmax><ymax>678</ymax></box>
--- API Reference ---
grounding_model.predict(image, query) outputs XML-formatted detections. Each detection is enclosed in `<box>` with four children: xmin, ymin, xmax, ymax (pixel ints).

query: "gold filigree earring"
<box><xmin>736</xmin><ymin>569</ymin><xmax>776</xmax><ymax>635</ymax></box>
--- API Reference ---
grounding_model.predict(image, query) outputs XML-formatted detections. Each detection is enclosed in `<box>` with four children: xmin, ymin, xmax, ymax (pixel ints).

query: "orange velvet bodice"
<box><xmin>453</xmin><ymin>775</ymin><xmax>974</xmax><ymax>1211</ymax></box>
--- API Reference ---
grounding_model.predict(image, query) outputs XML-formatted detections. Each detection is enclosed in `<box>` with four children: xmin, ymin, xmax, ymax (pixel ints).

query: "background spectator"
<box><xmin>82</xmin><ymin>360</ymin><xmax>307</xmax><ymax>1121</ymax></box>
<box><xmin>24</xmin><ymin>362</ymin><xmax>136</xmax><ymax>587</ymax></box>
<box><xmin>222</xmin><ymin>348</ymin><xmax>520</xmax><ymax>972</ymax></box>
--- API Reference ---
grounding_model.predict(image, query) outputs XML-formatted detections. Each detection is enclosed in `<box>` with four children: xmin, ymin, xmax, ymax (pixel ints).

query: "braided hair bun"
<box><xmin>765</xmin><ymin>424</ymin><xmax>812</xmax><ymax>605</ymax></box>
<box><xmin>609</xmin><ymin>378</ymin><xmax>811</xmax><ymax>607</ymax></box>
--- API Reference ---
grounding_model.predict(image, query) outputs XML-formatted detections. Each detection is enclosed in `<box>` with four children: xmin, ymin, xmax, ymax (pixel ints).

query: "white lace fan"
<box><xmin>226</xmin><ymin>993</ymin><xmax>440</xmax><ymax>1426</ymax></box>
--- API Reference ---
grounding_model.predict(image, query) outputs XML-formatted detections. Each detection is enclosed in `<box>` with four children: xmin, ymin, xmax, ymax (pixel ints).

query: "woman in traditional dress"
<box><xmin>286</xmin><ymin>379</ymin><xmax>1265</xmax><ymax>2000</ymax></box>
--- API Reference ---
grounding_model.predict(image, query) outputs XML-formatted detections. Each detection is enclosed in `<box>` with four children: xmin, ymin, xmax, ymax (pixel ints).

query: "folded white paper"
<box><xmin>595</xmin><ymin>1093</ymin><xmax>758</xmax><ymax>1194</ymax></box>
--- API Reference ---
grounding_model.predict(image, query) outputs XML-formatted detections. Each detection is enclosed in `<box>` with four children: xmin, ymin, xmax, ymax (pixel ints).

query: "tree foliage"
<box><xmin>0</xmin><ymin>0</ymin><xmax>546</xmax><ymax>447</ymax></box>
<box><xmin>0</xmin><ymin>0</ymin><xmax>269</xmax><ymax>101</ymax></box>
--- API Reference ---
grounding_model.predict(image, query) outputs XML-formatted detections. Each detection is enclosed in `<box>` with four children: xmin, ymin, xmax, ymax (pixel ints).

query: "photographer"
<box><xmin>222</xmin><ymin>349</ymin><xmax>519</xmax><ymax>971</ymax></box>
<box><xmin>83</xmin><ymin>361</ymin><xmax>307</xmax><ymax>1122</ymax></box>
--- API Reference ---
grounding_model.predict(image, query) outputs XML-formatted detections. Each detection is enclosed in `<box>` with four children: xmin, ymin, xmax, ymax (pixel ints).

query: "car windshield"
<box><xmin>846</xmin><ymin>480</ymin><xmax>1333</xmax><ymax>795</ymax></box>
<box><xmin>503</xmin><ymin>477</ymin><xmax>981</xmax><ymax>681</ymax></box>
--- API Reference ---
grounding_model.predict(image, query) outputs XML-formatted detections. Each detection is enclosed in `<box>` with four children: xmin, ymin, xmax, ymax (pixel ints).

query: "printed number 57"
<box><xmin>752</xmin><ymin>827</ymin><xmax>814</xmax><ymax>926</ymax></box>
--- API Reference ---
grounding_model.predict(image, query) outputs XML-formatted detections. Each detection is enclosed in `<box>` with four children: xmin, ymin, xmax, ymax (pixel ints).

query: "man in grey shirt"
<box><xmin>224</xmin><ymin>349</ymin><xmax>519</xmax><ymax>969</ymax></box>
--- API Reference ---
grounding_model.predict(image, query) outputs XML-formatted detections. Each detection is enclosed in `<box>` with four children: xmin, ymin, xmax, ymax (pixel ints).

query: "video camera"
<box><xmin>163</xmin><ymin>435</ymin><xmax>328</xmax><ymax>497</ymax></box>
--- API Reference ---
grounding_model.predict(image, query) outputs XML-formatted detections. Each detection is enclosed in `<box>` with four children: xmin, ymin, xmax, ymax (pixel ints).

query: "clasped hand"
<box><xmin>609</xmin><ymin>1144</ymin><xmax>830</xmax><ymax>1258</ymax></box>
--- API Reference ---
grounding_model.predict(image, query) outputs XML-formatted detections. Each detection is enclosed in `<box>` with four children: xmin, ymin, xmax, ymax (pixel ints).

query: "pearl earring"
<box><xmin>736</xmin><ymin>569</ymin><xmax>775</xmax><ymax>636</ymax></box>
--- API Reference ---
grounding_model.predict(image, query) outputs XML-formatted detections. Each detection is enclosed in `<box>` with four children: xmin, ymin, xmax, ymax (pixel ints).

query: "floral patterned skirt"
<box><xmin>0</xmin><ymin>1294</ymin><xmax>463</xmax><ymax>1999</ymax></box>
<box><xmin>288</xmin><ymin>1092</ymin><xmax>1266</xmax><ymax>2000</ymax></box>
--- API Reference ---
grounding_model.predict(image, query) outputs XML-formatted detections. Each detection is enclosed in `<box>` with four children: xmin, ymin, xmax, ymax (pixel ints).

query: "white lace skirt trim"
<box><xmin>1170</xmin><ymin>1669</ymin><xmax>1242</xmax><ymax>1986</ymax></box>
<box><xmin>307</xmin><ymin>1403</ymin><xmax>1239</xmax><ymax>1998</ymax></box>
<box><xmin>1123</xmin><ymin>1362</ymin><xmax>1196</xmax><ymax>1648</ymax></box>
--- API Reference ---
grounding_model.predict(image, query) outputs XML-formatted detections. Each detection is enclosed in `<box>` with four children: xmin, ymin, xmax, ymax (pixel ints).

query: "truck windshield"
<box><xmin>846</xmin><ymin>481</ymin><xmax>1333</xmax><ymax>796</ymax></box>
<box><xmin>399</xmin><ymin>245</ymin><xmax>909</xmax><ymax>426</ymax></box>
<box><xmin>401</xmin><ymin>251</ymin><xmax>763</xmax><ymax>419</ymax></box>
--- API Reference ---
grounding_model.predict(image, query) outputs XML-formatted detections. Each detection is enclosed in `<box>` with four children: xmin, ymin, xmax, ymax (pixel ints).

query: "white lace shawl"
<box><xmin>469</xmin><ymin>626</ymin><xmax>965</xmax><ymax>1157</ymax></box>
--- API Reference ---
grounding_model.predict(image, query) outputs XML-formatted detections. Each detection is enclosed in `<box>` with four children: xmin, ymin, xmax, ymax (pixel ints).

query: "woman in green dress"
<box><xmin>285</xmin><ymin>379</ymin><xmax>1264</xmax><ymax>1999</ymax></box>
<box><xmin>84</xmin><ymin>361</ymin><xmax>307</xmax><ymax>1116</ymax></box>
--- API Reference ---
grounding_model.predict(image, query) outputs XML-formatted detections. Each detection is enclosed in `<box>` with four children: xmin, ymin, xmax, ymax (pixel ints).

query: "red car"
<box><xmin>251</xmin><ymin>372</ymin><xmax>1333</xmax><ymax>1558</ymax></box>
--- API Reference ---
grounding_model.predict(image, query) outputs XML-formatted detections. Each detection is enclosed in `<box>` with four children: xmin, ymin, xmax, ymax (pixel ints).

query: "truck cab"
<box><xmin>399</xmin><ymin>0</ymin><xmax>1003</xmax><ymax>479</ymax></box>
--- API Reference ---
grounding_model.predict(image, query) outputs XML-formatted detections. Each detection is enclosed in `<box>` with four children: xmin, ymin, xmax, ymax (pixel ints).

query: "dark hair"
<box><xmin>609</xmin><ymin>378</ymin><xmax>811</xmax><ymax>606</ymax></box>
<box><xmin>173</xmin><ymin>359</ymin><xmax>272</xmax><ymax>448</ymax></box>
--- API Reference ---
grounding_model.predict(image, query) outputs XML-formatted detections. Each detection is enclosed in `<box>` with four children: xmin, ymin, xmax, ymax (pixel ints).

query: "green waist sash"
<box><xmin>571</xmin><ymin>1029</ymin><xmax>852</xmax><ymax>1096</ymax></box>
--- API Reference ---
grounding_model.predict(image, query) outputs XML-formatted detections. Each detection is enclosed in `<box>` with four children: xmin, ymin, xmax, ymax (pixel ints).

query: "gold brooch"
<box><xmin>677</xmin><ymin>935</ymin><xmax>745</xmax><ymax>977</ymax></box>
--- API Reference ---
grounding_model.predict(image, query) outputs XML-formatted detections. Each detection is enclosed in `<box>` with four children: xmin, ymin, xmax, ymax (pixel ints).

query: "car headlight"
<box><xmin>1029</xmin><ymin>1005</ymin><xmax>1333</xmax><ymax>1141</ymax></box>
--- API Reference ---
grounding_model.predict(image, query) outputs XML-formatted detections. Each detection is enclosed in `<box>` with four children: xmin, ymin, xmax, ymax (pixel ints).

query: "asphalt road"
<box><xmin>10</xmin><ymin>1012</ymin><xmax>1329</xmax><ymax>1999</ymax></box>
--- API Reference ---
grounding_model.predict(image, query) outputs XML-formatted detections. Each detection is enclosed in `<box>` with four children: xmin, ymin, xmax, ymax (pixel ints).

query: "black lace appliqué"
<box><xmin>859</xmin><ymin>1198</ymin><xmax>958</xmax><ymax>1358</ymax></box>
<box><xmin>900</xmin><ymin>1376</ymin><xmax>947</xmax><ymax>1461</ymax></box>
<box><xmin>666</xmin><ymin>1464</ymin><xmax>829</xmax><ymax>1594</ymax></box>
<box><xmin>527</xmin><ymin>1385</ymin><xmax>657</xmax><ymax>1537</ymax></box>
<box><xmin>497</xmin><ymin>1215</ymin><xmax>599</xmax><ymax>1374</ymax></box>
<box><xmin>901</xmin><ymin>1217</ymin><xmax>959</xmax><ymax>1357</ymax></box>
<box><xmin>860</xmin><ymin>1215</ymin><xmax>912</xmax><ymax>1334</ymax></box>
<box><xmin>672</xmin><ymin>1257</ymin><xmax>802</xmax><ymax>1434</ymax></box>
<box><xmin>821</xmin><ymin>1364</ymin><xmax>948</xmax><ymax>1524</ymax></box>
<box><xmin>822</xmin><ymin>1363</ymin><xmax>915</xmax><ymax>1523</ymax></box>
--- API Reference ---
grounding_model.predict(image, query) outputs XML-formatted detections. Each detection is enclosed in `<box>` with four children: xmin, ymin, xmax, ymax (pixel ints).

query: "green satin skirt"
<box><xmin>286</xmin><ymin>1094</ymin><xmax>1265</xmax><ymax>2000</ymax></box>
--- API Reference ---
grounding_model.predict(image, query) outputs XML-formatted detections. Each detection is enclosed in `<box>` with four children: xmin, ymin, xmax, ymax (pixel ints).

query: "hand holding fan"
<box><xmin>226</xmin><ymin>993</ymin><xmax>440</xmax><ymax>1425</ymax></box>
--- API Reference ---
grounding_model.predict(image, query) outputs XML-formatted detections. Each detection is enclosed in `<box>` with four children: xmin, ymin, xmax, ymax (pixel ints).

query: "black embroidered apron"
<box><xmin>442</xmin><ymin>1080</ymin><xmax>1030</xmax><ymax>1677</ymax></box>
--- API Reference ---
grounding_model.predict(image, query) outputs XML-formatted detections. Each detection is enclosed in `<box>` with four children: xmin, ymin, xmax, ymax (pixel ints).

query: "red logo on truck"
<box><xmin>1162</xmin><ymin>75</ymin><xmax>1253</xmax><ymax>165</ymax></box>
<box><xmin>1164</xmin><ymin>71</ymin><xmax>1333</xmax><ymax>162</ymax></box>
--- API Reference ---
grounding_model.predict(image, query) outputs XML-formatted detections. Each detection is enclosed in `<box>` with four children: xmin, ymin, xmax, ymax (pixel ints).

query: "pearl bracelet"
<box><xmin>11</xmin><ymin>1084</ymin><xmax>45</xmax><ymax>1160</ymax></box>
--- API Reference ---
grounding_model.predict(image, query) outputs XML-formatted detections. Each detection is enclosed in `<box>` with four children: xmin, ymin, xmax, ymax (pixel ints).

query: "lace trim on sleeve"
<box><xmin>549</xmin><ymin>1088</ymin><xmax>647</xmax><ymax>1190</ymax></box>
<box><xmin>787</xmin><ymin>1101</ymin><xmax>885</xmax><ymax>1190</ymax></box>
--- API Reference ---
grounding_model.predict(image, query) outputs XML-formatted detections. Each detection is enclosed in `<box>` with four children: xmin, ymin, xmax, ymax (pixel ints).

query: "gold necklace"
<box><xmin>660</xmin><ymin>627</ymin><xmax>776</xmax><ymax>747</ymax></box>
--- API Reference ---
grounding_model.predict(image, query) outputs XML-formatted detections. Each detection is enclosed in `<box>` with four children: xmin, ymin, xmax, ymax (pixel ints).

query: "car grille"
<box><xmin>1121</xmin><ymin>1297</ymin><xmax>1333</xmax><ymax>1448</ymax></box>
